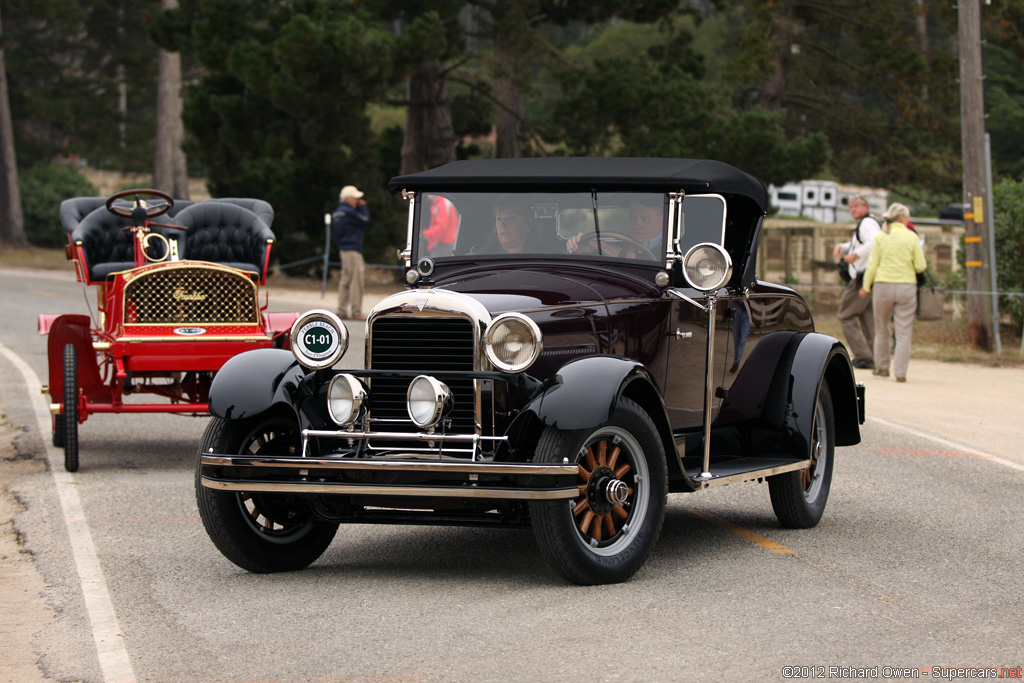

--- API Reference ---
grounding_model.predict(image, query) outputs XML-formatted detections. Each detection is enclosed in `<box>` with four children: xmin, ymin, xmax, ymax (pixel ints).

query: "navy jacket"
<box><xmin>332</xmin><ymin>202</ymin><xmax>370</xmax><ymax>252</ymax></box>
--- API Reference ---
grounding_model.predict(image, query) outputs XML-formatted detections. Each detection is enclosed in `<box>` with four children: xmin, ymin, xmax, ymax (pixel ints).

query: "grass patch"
<box><xmin>0</xmin><ymin>246</ymin><xmax>69</xmax><ymax>270</ymax></box>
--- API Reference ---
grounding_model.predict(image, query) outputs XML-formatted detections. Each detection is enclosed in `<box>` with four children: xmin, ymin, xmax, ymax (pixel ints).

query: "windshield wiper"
<box><xmin>591</xmin><ymin>189</ymin><xmax>602</xmax><ymax>255</ymax></box>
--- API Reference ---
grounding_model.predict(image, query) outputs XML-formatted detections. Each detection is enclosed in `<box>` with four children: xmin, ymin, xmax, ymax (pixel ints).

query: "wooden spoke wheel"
<box><xmin>531</xmin><ymin>398</ymin><xmax>667</xmax><ymax>585</ymax></box>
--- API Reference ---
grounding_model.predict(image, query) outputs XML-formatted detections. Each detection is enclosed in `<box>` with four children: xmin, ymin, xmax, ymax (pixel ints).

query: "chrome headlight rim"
<box><xmin>484</xmin><ymin>312</ymin><xmax>543</xmax><ymax>373</ymax></box>
<box><xmin>290</xmin><ymin>309</ymin><xmax>348</xmax><ymax>369</ymax></box>
<box><xmin>406</xmin><ymin>375</ymin><xmax>452</xmax><ymax>429</ymax></box>
<box><xmin>327</xmin><ymin>373</ymin><xmax>367</xmax><ymax>426</ymax></box>
<box><xmin>682</xmin><ymin>243</ymin><xmax>733</xmax><ymax>292</ymax></box>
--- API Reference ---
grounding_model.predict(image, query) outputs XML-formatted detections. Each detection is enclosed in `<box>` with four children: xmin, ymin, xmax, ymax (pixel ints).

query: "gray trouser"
<box><xmin>837</xmin><ymin>279</ymin><xmax>874</xmax><ymax>361</ymax></box>
<box><xmin>337</xmin><ymin>249</ymin><xmax>365</xmax><ymax>318</ymax></box>
<box><xmin>872</xmin><ymin>282</ymin><xmax>917</xmax><ymax>378</ymax></box>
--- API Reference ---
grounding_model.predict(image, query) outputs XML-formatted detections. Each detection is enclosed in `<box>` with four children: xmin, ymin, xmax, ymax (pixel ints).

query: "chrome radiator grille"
<box><xmin>123</xmin><ymin>266</ymin><xmax>259</xmax><ymax>325</ymax></box>
<box><xmin>368</xmin><ymin>317</ymin><xmax>477</xmax><ymax>435</ymax></box>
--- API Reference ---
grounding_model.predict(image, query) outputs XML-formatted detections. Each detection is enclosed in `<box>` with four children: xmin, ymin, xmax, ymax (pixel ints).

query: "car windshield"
<box><xmin>415</xmin><ymin>191</ymin><xmax>724</xmax><ymax>262</ymax></box>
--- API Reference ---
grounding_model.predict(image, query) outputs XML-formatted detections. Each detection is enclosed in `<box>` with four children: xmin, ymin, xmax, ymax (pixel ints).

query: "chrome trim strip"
<box><xmin>697</xmin><ymin>460</ymin><xmax>811</xmax><ymax>490</ymax></box>
<box><xmin>200</xmin><ymin>478</ymin><xmax>578</xmax><ymax>500</ymax></box>
<box><xmin>201</xmin><ymin>453</ymin><xmax>578</xmax><ymax>476</ymax></box>
<box><xmin>303</xmin><ymin>428</ymin><xmax>506</xmax><ymax>444</ymax></box>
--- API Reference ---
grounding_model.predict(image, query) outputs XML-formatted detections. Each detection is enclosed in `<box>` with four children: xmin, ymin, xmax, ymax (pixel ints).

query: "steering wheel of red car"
<box><xmin>106</xmin><ymin>188</ymin><xmax>174</xmax><ymax>219</ymax></box>
<box><xmin>576</xmin><ymin>232</ymin><xmax>657</xmax><ymax>261</ymax></box>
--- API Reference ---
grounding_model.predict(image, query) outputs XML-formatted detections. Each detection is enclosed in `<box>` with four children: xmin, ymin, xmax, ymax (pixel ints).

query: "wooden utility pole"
<box><xmin>959</xmin><ymin>0</ymin><xmax>994</xmax><ymax>350</ymax></box>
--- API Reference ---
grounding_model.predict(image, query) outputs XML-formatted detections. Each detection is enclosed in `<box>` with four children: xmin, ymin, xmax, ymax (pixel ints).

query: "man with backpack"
<box><xmin>832</xmin><ymin>194</ymin><xmax>882</xmax><ymax>369</ymax></box>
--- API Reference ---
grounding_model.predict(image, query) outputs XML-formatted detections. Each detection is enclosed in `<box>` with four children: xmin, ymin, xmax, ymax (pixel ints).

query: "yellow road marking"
<box><xmin>689</xmin><ymin>509</ymin><xmax>795</xmax><ymax>554</ymax></box>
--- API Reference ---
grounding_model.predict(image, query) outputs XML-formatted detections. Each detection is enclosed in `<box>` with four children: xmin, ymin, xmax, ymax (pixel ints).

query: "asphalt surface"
<box><xmin>2</xmin><ymin>268</ymin><xmax>1023</xmax><ymax>682</ymax></box>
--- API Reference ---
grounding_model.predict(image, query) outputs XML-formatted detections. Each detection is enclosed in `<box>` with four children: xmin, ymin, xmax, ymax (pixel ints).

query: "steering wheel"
<box><xmin>575</xmin><ymin>232</ymin><xmax>657</xmax><ymax>261</ymax></box>
<box><xmin>106</xmin><ymin>188</ymin><xmax>174</xmax><ymax>219</ymax></box>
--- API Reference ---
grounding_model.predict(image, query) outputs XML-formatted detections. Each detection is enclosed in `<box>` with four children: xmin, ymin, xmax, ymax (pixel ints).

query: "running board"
<box><xmin>686</xmin><ymin>457</ymin><xmax>810</xmax><ymax>489</ymax></box>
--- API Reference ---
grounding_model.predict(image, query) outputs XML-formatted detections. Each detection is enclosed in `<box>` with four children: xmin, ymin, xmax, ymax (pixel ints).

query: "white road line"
<box><xmin>869</xmin><ymin>415</ymin><xmax>1024</xmax><ymax>473</ymax></box>
<box><xmin>0</xmin><ymin>342</ymin><xmax>136</xmax><ymax>683</ymax></box>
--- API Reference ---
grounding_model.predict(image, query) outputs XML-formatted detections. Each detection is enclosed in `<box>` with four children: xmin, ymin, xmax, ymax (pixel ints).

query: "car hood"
<box><xmin>435</xmin><ymin>267</ymin><xmax>662</xmax><ymax>314</ymax></box>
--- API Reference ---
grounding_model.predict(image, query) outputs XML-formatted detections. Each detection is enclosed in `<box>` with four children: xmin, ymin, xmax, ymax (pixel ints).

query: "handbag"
<box><xmin>916</xmin><ymin>271</ymin><xmax>945</xmax><ymax>321</ymax></box>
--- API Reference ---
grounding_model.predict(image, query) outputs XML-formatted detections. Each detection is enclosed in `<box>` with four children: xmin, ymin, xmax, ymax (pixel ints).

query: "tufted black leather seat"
<box><xmin>208</xmin><ymin>198</ymin><xmax>274</xmax><ymax>228</ymax></box>
<box><xmin>174</xmin><ymin>202</ymin><xmax>274</xmax><ymax>277</ymax></box>
<box><xmin>60</xmin><ymin>197</ymin><xmax>109</xmax><ymax>234</ymax></box>
<box><xmin>70</xmin><ymin>207</ymin><xmax>184</xmax><ymax>281</ymax></box>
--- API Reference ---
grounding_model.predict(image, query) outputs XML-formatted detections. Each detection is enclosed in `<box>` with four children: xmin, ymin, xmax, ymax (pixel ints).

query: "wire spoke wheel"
<box><xmin>195</xmin><ymin>415</ymin><xmax>338</xmax><ymax>572</ymax></box>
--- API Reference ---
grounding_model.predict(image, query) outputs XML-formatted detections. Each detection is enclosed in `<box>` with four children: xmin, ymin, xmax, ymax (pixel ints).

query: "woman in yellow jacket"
<box><xmin>858</xmin><ymin>202</ymin><xmax>927</xmax><ymax>382</ymax></box>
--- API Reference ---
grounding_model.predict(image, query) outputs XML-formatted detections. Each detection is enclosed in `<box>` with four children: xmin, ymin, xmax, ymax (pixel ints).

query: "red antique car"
<box><xmin>40</xmin><ymin>189</ymin><xmax>298</xmax><ymax>472</ymax></box>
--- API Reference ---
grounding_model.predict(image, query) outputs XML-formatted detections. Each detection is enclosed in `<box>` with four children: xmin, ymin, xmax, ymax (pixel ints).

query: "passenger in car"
<box><xmin>472</xmin><ymin>196</ymin><xmax>543</xmax><ymax>254</ymax></box>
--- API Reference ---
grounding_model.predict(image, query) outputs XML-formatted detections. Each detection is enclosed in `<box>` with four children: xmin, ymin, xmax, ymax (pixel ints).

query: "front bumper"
<box><xmin>198</xmin><ymin>453</ymin><xmax>579</xmax><ymax>501</ymax></box>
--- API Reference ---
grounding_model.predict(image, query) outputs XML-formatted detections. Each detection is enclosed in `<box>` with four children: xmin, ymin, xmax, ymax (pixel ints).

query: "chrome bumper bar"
<box><xmin>199</xmin><ymin>453</ymin><xmax>580</xmax><ymax>501</ymax></box>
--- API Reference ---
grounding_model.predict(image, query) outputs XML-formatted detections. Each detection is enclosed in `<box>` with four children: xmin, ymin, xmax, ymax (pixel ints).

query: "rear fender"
<box><xmin>44</xmin><ymin>315</ymin><xmax>105</xmax><ymax>403</ymax></box>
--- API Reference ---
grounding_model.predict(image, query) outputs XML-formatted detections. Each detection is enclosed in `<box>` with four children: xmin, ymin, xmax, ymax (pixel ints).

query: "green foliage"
<box><xmin>2</xmin><ymin>0</ymin><xmax>160</xmax><ymax>171</ymax></box>
<box><xmin>992</xmin><ymin>178</ymin><xmax>1024</xmax><ymax>328</ymax></box>
<box><xmin>19</xmin><ymin>163</ymin><xmax>97</xmax><ymax>248</ymax></box>
<box><xmin>172</xmin><ymin>0</ymin><xmax>405</xmax><ymax>265</ymax></box>
<box><xmin>945</xmin><ymin>178</ymin><xmax>1024</xmax><ymax>329</ymax></box>
<box><xmin>546</xmin><ymin>26</ymin><xmax>829</xmax><ymax>184</ymax></box>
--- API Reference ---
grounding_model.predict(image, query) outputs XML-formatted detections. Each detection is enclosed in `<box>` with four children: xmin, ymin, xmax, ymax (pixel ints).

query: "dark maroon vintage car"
<box><xmin>196</xmin><ymin>158</ymin><xmax>865</xmax><ymax>585</ymax></box>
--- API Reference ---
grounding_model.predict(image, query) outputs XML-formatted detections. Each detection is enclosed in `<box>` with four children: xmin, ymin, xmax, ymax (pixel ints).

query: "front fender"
<box><xmin>522</xmin><ymin>356</ymin><xmax>660</xmax><ymax>432</ymax></box>
<box><xmin>208</xmin><ymin>348</ymin><xmax>304</xmax><ymax>420</ymax></box>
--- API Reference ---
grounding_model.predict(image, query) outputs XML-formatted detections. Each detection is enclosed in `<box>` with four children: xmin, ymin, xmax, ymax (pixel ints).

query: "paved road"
<box><xmin>2</xmin><ymin>266</ymin><xmax>1023</xmax><ymax>683</ymax></box>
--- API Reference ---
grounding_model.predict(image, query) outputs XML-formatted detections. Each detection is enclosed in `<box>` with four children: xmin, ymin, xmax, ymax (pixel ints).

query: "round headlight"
<box><xmin>406</xmin><ymin>375</ymin><xmax>452</xmax><ymax>428</ymax></box>
<box><xmin>290</xmin><ymin>309</ymin><xmax>348</xmax><ymax>369</ymax></box>
<box><xmin>327</xmin><ymin>374</ymin><xmax>366</xmax><ymax>426</ymax></box>
<box><xmin>682</xmin><ymin>243</ymin><xmax>733</xmax><ymax>292</ymax></box>
<box><xmin>484</xmin><ymin>313</ymin><xmax>543</xmax><ymax>373</ymax></box>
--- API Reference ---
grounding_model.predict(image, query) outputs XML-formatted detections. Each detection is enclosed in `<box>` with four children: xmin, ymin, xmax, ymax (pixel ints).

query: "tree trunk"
<box><xmin>493</xmin><ymin>37</ymin><xmax>524</xmax><ymax>159</ymax></box>
<box><xmin>400</xmin><ymin>61</ymin><xmax>456</xmax><ymax>175</ymax></box>
<box><xmin>762</xmin><ymin>0</ymin><xmax>795</xmax><ymax>111</ymax></box>
<box><xmin>154</xmin><ymin>0</ymin><xmax>188</xmax><ymax>199</ymax></box>
<box><xmin>0</xmin><ymin>6</ymin><xmax>26</xmax><ymax>247</ymax></box>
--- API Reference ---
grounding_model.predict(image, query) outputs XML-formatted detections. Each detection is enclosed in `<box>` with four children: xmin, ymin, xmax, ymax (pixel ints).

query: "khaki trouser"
<box><xmin>872</xmin><ymin>282</ymin><xmax>917</xmax><ymax>379</ymax></box>
<box><xmin>337</xmin><ymin>249</ymin><xmax>365</xmax><ymax>319</ymax></box>
<box><xmin>837</xmin><ymin>278</ymin><xmax>874</xmax><ymax>362</ymax></box>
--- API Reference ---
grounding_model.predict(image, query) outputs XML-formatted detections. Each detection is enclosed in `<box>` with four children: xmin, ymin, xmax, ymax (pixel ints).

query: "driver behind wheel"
<box><xmin>566</xmin><ymin>195</ymin><xmax>662</xmax><ymax>259</ymax></box>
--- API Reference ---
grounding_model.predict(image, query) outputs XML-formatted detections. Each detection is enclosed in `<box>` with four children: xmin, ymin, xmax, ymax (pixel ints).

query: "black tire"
<box><xmin>769</xmin><ymin>382</ymin><xmax>835</xmax><ymax>528</ymax></box>
<box><xmin>529</xmin><ymin>397</ymin><xmax>667</xmax><ymax>585</ymax></box>
<box><xmin>62</xmin><ymin>344</ymin><xmax>79</xmax><ymax>473</ymax></box>
<box><xmin>52</xmin><ymin>414</ymin><xmax>65</xmax><ymax>448</ymax></box>
<box><xmin>195</xmin><ymin>414</ymin><xmax>339</xmax><ymax>573</ymax></box>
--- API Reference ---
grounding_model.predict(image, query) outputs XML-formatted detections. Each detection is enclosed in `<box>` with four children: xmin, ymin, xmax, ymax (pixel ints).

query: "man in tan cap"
<box><xmin>331</xmin><ymin>185</ymin><xmax>370</xmax><ymax>319</ymax></box>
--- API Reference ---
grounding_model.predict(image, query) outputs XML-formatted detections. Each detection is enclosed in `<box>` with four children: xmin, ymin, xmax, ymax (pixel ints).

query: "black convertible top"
<box><xmin>388</xmin><ymin>157</ymin><xmax>768</xmax><ymax>211</ymax></box>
